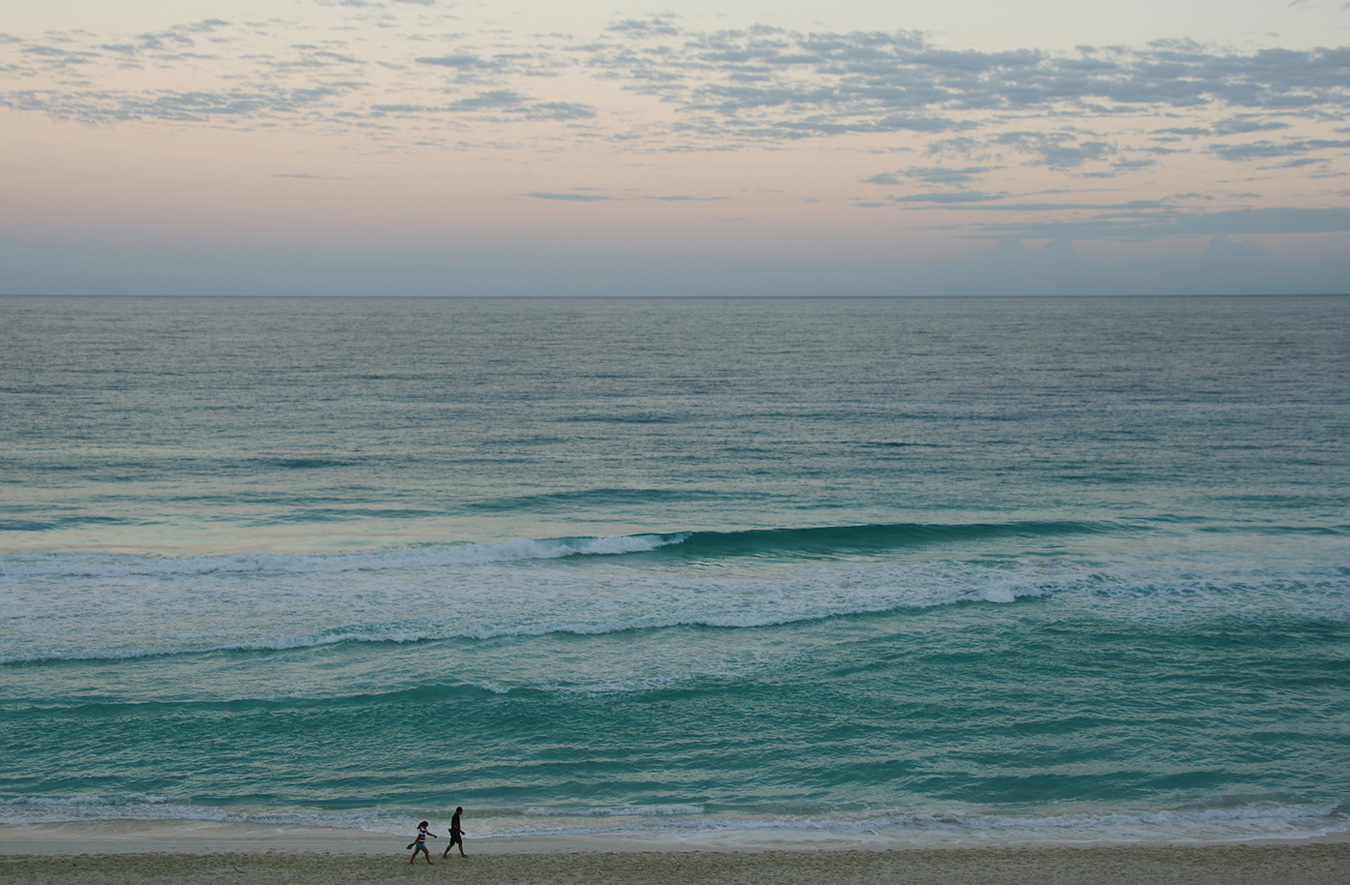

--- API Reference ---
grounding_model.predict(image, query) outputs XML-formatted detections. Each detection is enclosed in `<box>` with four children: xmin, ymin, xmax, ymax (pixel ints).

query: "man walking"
<box><xmin>442</xmin><ymin>807</ymin><xmax>467</xmax><ymax>857</ymax></box>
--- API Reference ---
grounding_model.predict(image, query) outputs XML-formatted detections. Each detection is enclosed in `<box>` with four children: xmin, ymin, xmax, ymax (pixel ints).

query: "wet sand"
<box><xmin>2</xmin><ymin>822</ymin><xmax>1348</xmax><ymax>885</ymax></box>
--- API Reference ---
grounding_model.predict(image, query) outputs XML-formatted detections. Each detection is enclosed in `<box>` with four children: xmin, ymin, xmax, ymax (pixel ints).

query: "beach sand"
<box><xmin>2</xmin><ymin>823</ymin><xmax>1349</xmax><ymax>885</ymax></box>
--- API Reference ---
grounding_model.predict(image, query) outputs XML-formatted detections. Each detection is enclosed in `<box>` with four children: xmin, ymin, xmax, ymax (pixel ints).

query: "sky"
<box><xmin>2</xmin><ymin>0</ymin><xmax>1348</xmax><ymax>296</ymax></box>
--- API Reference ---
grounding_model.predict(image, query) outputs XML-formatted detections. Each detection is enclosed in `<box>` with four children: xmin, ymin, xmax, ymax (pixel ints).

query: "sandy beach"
<box><xmin>3</xmin><ymin>823</ymin><xmax>1349</xmax><ymax>885</ymax></box>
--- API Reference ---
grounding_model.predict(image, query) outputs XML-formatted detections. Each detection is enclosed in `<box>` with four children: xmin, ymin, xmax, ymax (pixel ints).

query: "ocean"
<box><xmin>1</xmin><ymin>294</ymin><xmax>1347</xmax><ymax>846</ymax></box>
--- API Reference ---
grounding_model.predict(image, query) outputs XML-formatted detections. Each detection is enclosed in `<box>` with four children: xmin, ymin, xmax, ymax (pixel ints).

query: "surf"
<box><xmin>0</xmin><ymin>520</ymin><xmax>1137</xmax><ymax>577</ymax></box>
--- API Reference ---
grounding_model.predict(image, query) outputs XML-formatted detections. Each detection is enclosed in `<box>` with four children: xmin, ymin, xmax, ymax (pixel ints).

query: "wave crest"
<box><xmin>0</xmin><ymin>520</ymin><xmax>1124</xmax><ymax>578</ymax></box>
<box><xmin>0</xmin><ymin>534</ymin><xmax>686</xmax><ymax>578</ymax></box>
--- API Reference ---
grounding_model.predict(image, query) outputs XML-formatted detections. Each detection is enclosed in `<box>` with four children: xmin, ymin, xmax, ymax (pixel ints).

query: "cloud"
<box><xmin>435</xmin><ymin>91</ymin><xmax>597</xmax><ymax>121</ymax></box>
<box><xmin>1210</xmin><ymin>138</ymin><xmax>1350</xmax><ymax>161</ymax></box>
<box><xmin>864</xmin><ymin>165</ymin><xmax>1008</xmax><ymax>203</ymax></box>
<box><xmin>367</xmin><ymin>96</ymin><xmax>596</xmax><ymax>121</ymax></box>
<box><xmin>448</xmin><ymin>89</ymin><xmax>525</xmax><ymax>110</ymax></box>
<box><xmin>2</xmin><ymin>11</ymin><xmax>1347</xmax><ymax>197</ymax></box>
<box><xmin>606</xmin><ymin>17</ymin><xmax>682</xmax><ymax>38</ymax></box>
<box><xmin>525</xmin><ymin>101</ymin><xmax>596</xmax><ymax>121</ymax></box>
<box><xmin>1111</xmin><ymin>158</ymin><xmax>1157</xmax><ymax>170</ymax></box>
<box><xmin>521</xmin><ymin>190</ymin><xmax>728</xmax><ymax>203</ymax></box>
<box><xmin>1213</xmin><ymin>117</ymin><xmax>1292</xmax><ymax>135</ymax></box>
<box><xmin>965</xmin><ymin>206</ymin><xmax>1350</xmax><ymax>239</ymax></box>
<box><xmin>0</xmin><ymin>84</ymin><xmax>351</xmax><ymax>125</ymax></box>
<box><xmin>320</xmin><ymin>0</ymin><xmax>440</xmax><ymax>7</ymax></box>
<box><xmin>992</xmin><ymin>132</ymin><xmax>1115</xmax><ymax>168</ymax></box>
<box><xmin>587</xmin><ymin>24</ymin><xmax>1350</xmax><ymax>131</ymax></box>
<box><xmin>416</xmin><ymin>54</ymin><xmax>494</xmax><ymax>69</ymax></box>
<box><xmin>80</xmin><ymin>18</ymin><xmax>233</xmax><ymax>62</ymax></box>
<box><xmin>522</xmin><ymin>192</ymin><xmax>618</xmax><ymax>202</ymax></box>
<box><xmin>890</xmin><ymin>191</ymin><xmax>1010</xmax><ymax>203</ymax></box>
<box><xmin>8</xmin><ymin>17</ymin><xmax>1349</xmax><ymax>146</ymax></box>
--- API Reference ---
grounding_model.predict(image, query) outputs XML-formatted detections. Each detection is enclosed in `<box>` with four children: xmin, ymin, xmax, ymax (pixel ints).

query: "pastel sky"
<box><xmin>3</xmin><ymin>0</ymin><xmax>1349</xmax><ymax>296</ymax></box>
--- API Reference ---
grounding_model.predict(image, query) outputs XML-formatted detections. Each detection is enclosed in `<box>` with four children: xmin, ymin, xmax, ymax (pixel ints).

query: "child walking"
<box><xmin>407</xmin><ymin>820</ymin><xmax>436</xmax><ymax>864</ymax></box>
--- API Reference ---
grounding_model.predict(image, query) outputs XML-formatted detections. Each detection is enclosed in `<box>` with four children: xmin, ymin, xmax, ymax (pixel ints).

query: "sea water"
<box><xmin>1</xmin><ymin>295</ymin><xmax>1347</xmax><ymax>846</ymax></box>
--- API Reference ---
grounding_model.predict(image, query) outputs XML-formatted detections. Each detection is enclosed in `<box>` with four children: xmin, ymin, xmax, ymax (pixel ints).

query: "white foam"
<box><xmin>524</xmin><ymin>805</ymin><xmax>706</xmax><ymax>818</ymax></box>
<box><xmin>3</xmin><ymin>794</ymin><xmax>1345</xmax><ymax>846</ymax></box>
<box><xmin>6</xmin><ymin>557</ymin><xmax>1348</xmax><ymax>667</ymax></box>
<box><xmin>0</xmin><ymin>534</ymin><xmax>684</xmax><ymax>579</ymax></box>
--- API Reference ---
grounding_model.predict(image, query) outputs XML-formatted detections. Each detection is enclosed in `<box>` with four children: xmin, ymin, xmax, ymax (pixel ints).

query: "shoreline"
<box><xmin>3</xmin><ymin>819</ymin><xmax>1349</xmax><ymax>856</ymax></box>
<box><xmin>2</xmin><ymin>838</ymin><xmax>1350</xmax><ymax>885</ymax></box>
<box><xmin>4</xmin><ymin>822</ymin><xmax>1350</xmax><ymax>885</ymax></box>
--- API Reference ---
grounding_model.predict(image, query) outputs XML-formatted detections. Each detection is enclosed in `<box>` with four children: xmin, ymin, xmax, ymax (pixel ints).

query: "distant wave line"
<box><xmin>1</xmin><ymin>794</ymin><xmax>1345</xmax><ymax>844</ymax></box>
<box><xmin>0</xmin><ymin>520</ymin><xmax>1137</xmax><ymax>577</ymax></box>
<box><xmin>0</xmin><ymin>534</ymin><xmax>686</xmax><ymax>578</ymax></box>
<box><xmin>0</xmin><ymin>583</ymin><xmax>1048</xmax><ymax>667</ymax></box>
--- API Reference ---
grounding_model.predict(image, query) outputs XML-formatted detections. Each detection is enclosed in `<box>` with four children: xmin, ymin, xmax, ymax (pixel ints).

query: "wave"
<box><xmin>266</xmin><ymin>457</ymin><xmax>356</xmax><ymax>469</ymax></box>
<box><xmin>0</xmin><ymin>515</ymin><xmax>142</xmax><ymax>532</ymax></box>
<box><xmin>2</xmin><ymin>552</ymin><xmax>1086</xmax><ymax>666</ymax></box>
<box><xmin>0</xmin><ymin>534</ymin><xmax>685</xmax><ymax>578</ymax></box>
<box><xmin>468</xmin><ymin>488</ymin><xmax>731</xmax><ymax>512</ymax></box>
<box><xmin>523</xmin><ymin>804</ymin><xmax>706</xmax><ymax>817</ymax></box>
<box><xmin>531</xmin><ymin>801</ymin><xmax>1350</xmax><ymax>846</ymax></box>
<box><xmin>0</xmin><ymin>520</ymin><xmax>1124</xmax><ymax>578</ymax></box>
<box><xmin>1</xmin><ymin>680</ymin><xmax>521</xmax><ymax>713</ymax></box>
<box><xmin>0</xmin><ymin>576</ymin><xmax>1046</xmax><ymax>666</ymax></box>
<box><xmin>0</xmin><ymin>794</ymin><xmax>412</xmax><ymax>833</ymax></box>
<box><xmin>668</xmin><ymin>520</ymin><xmax>1124</xmax><ymax>559</ymax></box>
<box><xmin>2</xmin><ymin>793</ymin><xmax>1345</xmax><ymax>845</ymax></box>
<box><xmin>6</xmin><ymin>558</ymin><xmax>1349</xmax><ymax>667</ymax></box>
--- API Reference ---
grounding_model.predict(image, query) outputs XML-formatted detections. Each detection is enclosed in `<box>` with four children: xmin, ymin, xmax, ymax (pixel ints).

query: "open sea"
<box><xmin>1</xmin><ymin>294</ymin><xmax>1348</xmax><ymax>847</ymax></box>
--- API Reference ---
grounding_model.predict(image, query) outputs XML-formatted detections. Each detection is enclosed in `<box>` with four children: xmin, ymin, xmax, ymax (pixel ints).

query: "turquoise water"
<box><xmin>2</xmin><ymin>295</ymin><xmax>1348</xmax><ymax>844</ymax></box>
